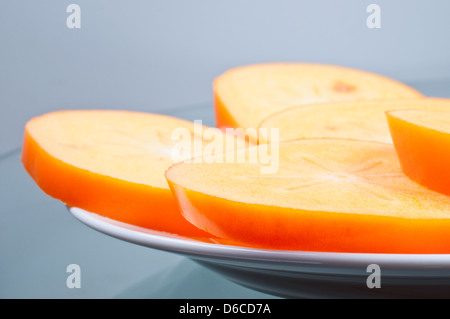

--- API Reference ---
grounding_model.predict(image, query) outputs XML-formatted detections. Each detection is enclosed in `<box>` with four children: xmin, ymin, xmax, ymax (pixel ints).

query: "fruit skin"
<box><xmin>214</xmin><ymin>91</ymin><xmax>240</xmax><ymax>130</ymax></box>
<box><xmin>387</xmin><ymin>111</ymin><xmax>450</xmax><ymax>197</ymax></box>
<box><xmin>21</xmin><ymin>122</ymin><xmax>210</xmax><ymax>238</ymax></box>
<box><xmin>167</xmin><ymin>180</ymin><xmax>450</xmax><ymax>254</ymax></box>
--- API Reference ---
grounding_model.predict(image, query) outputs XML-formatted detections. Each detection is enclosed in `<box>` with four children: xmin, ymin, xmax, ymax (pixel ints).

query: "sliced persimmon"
<box><xmin>258</xmin><ymin>98</ymin><xmax>450</xmax><ymax>144</ymax></box>
<box><xmin>166</xmin><ymin>138</ymin><xmax>450</xmax><ymax>253</ymax></box>
<box><xmin>387</xmin><ymin>110</ymin><xmax>450</xmax><ymax>197</ymax></box>
<box><xmin>22</xmin><ymin>110</ymin><xmax>242</xmax><ymax>237</ymax></box>
<box><xmin>214</xmin><ymin>63</ymin><xmax>423</xmax><ymax>132</ymax></box>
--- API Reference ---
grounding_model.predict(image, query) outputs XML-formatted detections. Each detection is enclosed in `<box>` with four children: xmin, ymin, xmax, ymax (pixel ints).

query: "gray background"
<box><xmin>1</xmin><ymin>0</ymin><xmax>450</xmax><ymax>298</ymax></box>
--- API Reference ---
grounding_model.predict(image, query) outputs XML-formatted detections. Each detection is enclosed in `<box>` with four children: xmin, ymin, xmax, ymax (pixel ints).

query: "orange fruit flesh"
<box><xmin>22</xmin><ymin>110</ymin><xmax>243</xmax><ymax>238</ymax></box>
<box><xmin>166</xmin><ymin>139</ymin><xmax>450</xmax><ymax>253</ymax></box>
<box><xmin>387</xmin><ymin>110</ymin><xmax>450</xmax><ymax>197</ymax></box>
<box><xmin>214</xmin><ymin>63</ymin><xmax>423</xmax><ymax>131</ymax></box>
<box><xmin>258</xmin><ymin>98</ymin><xmax>450</xmax><ymax>144</ymax></box>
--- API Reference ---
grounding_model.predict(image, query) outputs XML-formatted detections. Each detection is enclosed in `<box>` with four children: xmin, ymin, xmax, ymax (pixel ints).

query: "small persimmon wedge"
<box><xmin>22</xmin><ymin>110</ymin><xmax>242</xmax><ymax>237</ymax></box>
<box><xmin>214</xmin><ymin>63</ymin><xmax>423</xmax><ymax>133</ymax></box>
<box><xmin>258</xmin><ymin>98</ymin><xmax>450</xmax><ymax>144</ymax></box>
<box><xmin>387</xmin><ymin>110</ymin><xmax>450</xmax><ymax>197</ymax></box>
<box><xmin>166</xmin><ymin>138</ymin><xmax>450</xmax><ymax>253</ymax></box>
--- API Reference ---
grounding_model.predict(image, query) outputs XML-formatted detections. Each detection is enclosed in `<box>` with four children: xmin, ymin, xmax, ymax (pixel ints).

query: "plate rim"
<box><xmin>68</xmin><ymin>206</ymin><xmax>450</xmax><ymax>270</ymax></box>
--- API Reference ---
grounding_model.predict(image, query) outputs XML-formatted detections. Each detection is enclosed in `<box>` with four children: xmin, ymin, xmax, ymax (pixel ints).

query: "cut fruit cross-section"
<box><xmin>22</xmin><ymin>110</ymin><xmax>244</xmax><ymax>237</ymax></box>
<box><xmin>214</xmin><ymin>63</ymin><xmax>423</xmax><ymax>134</ymax></box>
<box><xmin>258</xmin><ymin>98</ymin><xmax>450</xmax><ymax>144</ymax></box>
<box><xmin>387</xmin><ymin>109</ymin><xmax>450</xmax><ymax>197</ymax></box>
<box><xmin>166</xmin><ymin>138</ymin><xmax>450</xmax><ymax>253</ymax></box>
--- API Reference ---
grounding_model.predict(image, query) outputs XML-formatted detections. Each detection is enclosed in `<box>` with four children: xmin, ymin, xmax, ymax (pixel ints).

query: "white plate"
<box><xmin>69</xmin><ymin>206</ymin><xmax>450</xmax><ymax>298</ymax></box>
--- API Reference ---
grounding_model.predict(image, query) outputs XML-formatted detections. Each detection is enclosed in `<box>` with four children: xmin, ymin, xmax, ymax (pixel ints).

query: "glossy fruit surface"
<box><xmin>387</xmin><ymin>109</ymin><xmax>450</xmax><ymax>197</ymax></box>
<box><xmin>22</xmin><ymin>110</ymin><xmax>239</xmax><ymax>237</ymax></box>
<box><xmin>166</xmin><ymin>138</ymin><xmax>450</xmax><ymax>253</ymax></box>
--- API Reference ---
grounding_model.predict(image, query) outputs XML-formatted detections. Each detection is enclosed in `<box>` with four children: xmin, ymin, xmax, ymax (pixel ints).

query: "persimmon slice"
<box><xmin>22</xmin><ymin>110</ymin><xmax>240</xmax><ymax>237</ymax></box>
<box><xmin>387</xmin><ymin>110</ymin><xmax>450</xmax><ymax>197</ymax></box>
<box><xmin>214</xmin><ymin>63</ymin><xmax>423</xmax><ymax>131</ymax></box>
<box><xmin>166</xmin><ymin>138</ymin><xmax>450</xmax><ymax>253</ymax></box>
<box><xmin>258</xmin><ymin>98</ymin><xmax>450</xmax><ymax>144</ymax></box>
